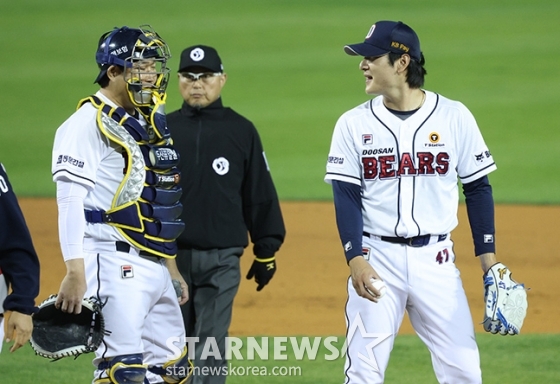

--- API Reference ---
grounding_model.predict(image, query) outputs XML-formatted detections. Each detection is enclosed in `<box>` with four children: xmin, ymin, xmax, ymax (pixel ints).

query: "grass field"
<box><xmin>1</xmin><ymin>0</ymin><xmax>559</xmax><ymax>202</ymax></box>
<box><xmin>1</xmin><ymin>334</ymin><xmax>558</xmax><ymax>383</ymax></box>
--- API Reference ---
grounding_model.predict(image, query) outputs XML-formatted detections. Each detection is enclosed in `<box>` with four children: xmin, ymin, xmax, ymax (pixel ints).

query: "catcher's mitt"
<box><xmin>30</xmin><ymin>294</ymin><xmax>106</xmax><ymax>360</ymax></box>
<box><xmin>483</xmin><ymin>262</ymin><xmax>528</xmax><ymax>335</ymax></box>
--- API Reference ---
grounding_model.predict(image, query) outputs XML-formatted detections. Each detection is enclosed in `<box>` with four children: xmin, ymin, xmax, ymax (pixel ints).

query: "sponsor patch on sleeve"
<box><xmin>472</xmin><ymin>149</ymin><xmax>493</xmax><ymax>166</ymax></box>
<box><xmin>56</xmin><ymin>154</ymin><xmax>85</xmax><ymax>169</ymax></box>
<box><xmin>327</xmin><ymin>154</ymin><xmax>345</xmax><ymax>167</ymax></box>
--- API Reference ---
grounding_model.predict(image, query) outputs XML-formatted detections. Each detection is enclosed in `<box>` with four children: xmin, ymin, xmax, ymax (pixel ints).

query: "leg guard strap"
<box><xmin>148</xmin><ymin>346</ymin><xmax>193</xmax><ymax>383</ymax></box>
<box><xmin>95</xmin><ymin>354</ymin><xmax>147</xmax><ymax>384</ymax></box>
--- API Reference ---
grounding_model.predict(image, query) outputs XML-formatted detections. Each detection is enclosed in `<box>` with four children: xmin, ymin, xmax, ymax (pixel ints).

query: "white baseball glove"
<box><xmin>483</xmin><ymin>262</ymin><xmax>528</xmax><ymax>335</ymax></box>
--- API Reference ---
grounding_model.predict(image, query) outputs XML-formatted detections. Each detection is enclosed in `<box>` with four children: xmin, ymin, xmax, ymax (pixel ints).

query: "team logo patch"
<box><xmin>212</xmin><ymin>157</ymin><xmax>229</xmax><ymax>175</ymax></box>
<box><xmin>121</xmin><ymin>265</ymin><xmax>134</xmax><ymax>279</ymax></box>
<box><xmin>362</xmin><ymin>247</ymin><xmax>371</xmax><ymax>261</ymax></box>
<box><xmin>190</xmin><ymin>47</ymin><xmax>205</xmax><ymax>61</ymax></box>
<box><xmin>362</xmin><ymin>134</ymin><xmax>373</xmax><ymax>145</ymax></box>
<box><xmin>429</xmin><ymin>132</ymin><xmax>440</xmax><ymax>143</ymax></box>
<box><xmin>474</xmin><ymin>150</ymin><xmax>492</xmax><ymax>164</ymax></box>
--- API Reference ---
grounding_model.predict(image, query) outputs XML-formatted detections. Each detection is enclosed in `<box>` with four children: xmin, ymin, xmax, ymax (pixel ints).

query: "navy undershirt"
<box><xmin>332</xmin><ymin>175</ymin><xmax>495</xmax><ymax>263</ymax></box>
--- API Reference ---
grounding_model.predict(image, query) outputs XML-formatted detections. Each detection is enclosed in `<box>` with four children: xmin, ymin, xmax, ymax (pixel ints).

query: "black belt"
<box><xmin>116</xmin><ymin>241</ymin><xmax>160</xmax><ymax>261</ymax></box>
<box><xmin>363</xmin><ymin>232</ymin><xmax>447</xmax><ymax>247</ymax></box>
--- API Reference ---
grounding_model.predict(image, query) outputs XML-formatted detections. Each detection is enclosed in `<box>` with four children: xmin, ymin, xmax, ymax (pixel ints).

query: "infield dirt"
<box><xmin>20</xmin><ymin>199</ymin><xmax>559</xmax><ymax>335</ymax></box>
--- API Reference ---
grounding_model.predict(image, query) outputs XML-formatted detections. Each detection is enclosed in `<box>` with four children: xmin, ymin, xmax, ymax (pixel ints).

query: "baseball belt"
<box><xmin>363</xmin><ymin>232</ymin><xmax>447</xmax><ymax>247</ymax></box>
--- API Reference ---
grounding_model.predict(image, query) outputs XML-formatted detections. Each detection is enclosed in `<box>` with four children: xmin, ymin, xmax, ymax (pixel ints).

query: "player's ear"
<box><xmin>106</xmin><ymin>65</ymin><xmax>123</xmax><ymax>80</ymax></box>
<box><xmin>396</xmin><ymin>54</ymin><xmax>411</xmax><ymax>74</ymax></box>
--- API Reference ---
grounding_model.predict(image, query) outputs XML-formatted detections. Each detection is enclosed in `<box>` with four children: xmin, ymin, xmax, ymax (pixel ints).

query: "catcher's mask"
<box><xmin>94</xmin><ymin>25</ymin><xmax>171</xmax><ymax>107</ymax></box>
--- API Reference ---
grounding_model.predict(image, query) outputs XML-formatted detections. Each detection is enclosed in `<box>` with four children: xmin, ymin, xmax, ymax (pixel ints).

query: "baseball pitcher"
<box><xmin>325</xmin><ymin>20</ymin><xmax>527</xmax><ymax>384</ymax></box>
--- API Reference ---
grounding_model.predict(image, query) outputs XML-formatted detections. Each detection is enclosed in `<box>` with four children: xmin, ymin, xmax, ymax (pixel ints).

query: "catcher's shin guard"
<box><xmin>149</xmin><ymin>346</ymin><xmax>193</xmax><ymax>383</ymax></box>
<box><xmin>95</xmin><ymin>354</ymin><xmax>147</xmax><ymax>384</ymax></box>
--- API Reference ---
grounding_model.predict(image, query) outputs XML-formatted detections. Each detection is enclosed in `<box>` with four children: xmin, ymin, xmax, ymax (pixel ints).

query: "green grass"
<box><xmin>1</xmin><ymin>0</ymin><xmax>559</xmax><ymax>202</ymax></box>
<box><xmin>1</xmin><ymin>334</ymin><xmax>558</xmax><ymax>383</ymax></box>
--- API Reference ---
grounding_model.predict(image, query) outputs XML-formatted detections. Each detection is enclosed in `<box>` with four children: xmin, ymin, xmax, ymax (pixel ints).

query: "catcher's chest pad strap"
<box><xmin>79</xmin><ymin>95</ymin><xmax>184</xmax><ymax>257</ymax></box>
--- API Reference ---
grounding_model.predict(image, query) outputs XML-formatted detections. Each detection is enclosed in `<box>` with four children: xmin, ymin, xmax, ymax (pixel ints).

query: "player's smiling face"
<box><xmin>360</xmin><ymin>54</ymin><xmax>396</xmax><ymax>95</ymax></box>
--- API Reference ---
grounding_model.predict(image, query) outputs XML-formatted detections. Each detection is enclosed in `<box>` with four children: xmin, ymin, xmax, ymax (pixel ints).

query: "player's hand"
<box><xmin>165</xmin><ymin>258</ymin><xmax>189</xmax><ymax>304</ymax></box>
<box><xmin>246</xmin><ymin>257</ymin><xmax>276</xmax><ymax>291</ymax></box>
<box><xmin>56</xmin><ymin>259</ymin><xmax>87</xmax><ymax>314</ymax></box>
<box><xmin>172</xmin><ymin>277</ymin><xmax>189</xmax><ymax>305</ymax></box>
<box><xmin>349</xmin><ymin>256</ymin><xmax>382</xmax><ymax>303</ymax></box>
<box><xmin>4</xmin><ymin>311</ymin><xmax>33</xmax><ymax>352</ymax></box>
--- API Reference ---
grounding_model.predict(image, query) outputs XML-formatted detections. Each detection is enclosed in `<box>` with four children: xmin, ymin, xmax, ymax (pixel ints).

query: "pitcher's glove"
<box><xmin>483</xmin><ymin>262</ymin><xmax>528</xmax><ymax>335</ymax></box>
<box><xmin>30</xmin><ymin>294</ymin><xmax>106</xmax><ymax>360</ymax></box>
<box><xmin>246</xmin><ymin>257</ymin><xmax>276</xmax><ymax>291</ymax></box>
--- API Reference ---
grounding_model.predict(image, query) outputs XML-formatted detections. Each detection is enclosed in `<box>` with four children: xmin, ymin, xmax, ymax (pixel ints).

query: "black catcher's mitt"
<box><xmin>30</xmin><ymin>294</ymin><xmax>106</xmax><ymax>360</ymax></box>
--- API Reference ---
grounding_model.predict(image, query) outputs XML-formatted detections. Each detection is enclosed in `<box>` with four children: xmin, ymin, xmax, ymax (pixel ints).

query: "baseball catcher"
<box><xmin>30</xmin><ymin>294</ymin><xmax>106</xmax><ymax>360</ymax></box>
<box><xmin>483</xmin><ymin>262</ymin><xmax>528</xmax><ymax>335</ymax></box>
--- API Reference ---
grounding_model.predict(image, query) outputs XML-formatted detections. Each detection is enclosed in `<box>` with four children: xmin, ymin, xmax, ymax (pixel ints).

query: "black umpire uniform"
<box><xmin>0</xmin><ymin>163</ymin><xmax>40</xmax><ymax>349</ymax></box>
<box><xmin>167</xmin><ymin>45</ymin><xmax>285</xmax><ymax>384</ymax></box>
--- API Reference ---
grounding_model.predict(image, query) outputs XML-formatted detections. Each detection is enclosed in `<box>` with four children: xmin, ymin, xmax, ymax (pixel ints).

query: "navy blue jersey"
<box><xmin>0</xmin><ymin>163</ymin><xmax>40</xmax><ymax>315</ymax></box>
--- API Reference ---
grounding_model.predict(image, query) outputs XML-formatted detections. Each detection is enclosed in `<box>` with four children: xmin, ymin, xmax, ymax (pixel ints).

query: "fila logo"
<box><xmin>362</xmin><ymin>134</ymin><xmax>373</xmax><ymax>145</ymax></box>
<box><xmin>362</xmin><ymin>247</ymin><xmax>371</xmax><ymax>261</ymax></box>
<box><xmin>121</xmin><ymin>265</ymin><xmax>134</xmax><ymax>279</ymax></box>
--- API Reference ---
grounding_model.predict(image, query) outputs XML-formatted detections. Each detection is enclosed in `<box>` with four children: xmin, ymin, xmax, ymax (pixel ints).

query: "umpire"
<box><xmin>167</xmin><ymin>45</ymin><xmax>286</xmax><ymax>383</ymax></box>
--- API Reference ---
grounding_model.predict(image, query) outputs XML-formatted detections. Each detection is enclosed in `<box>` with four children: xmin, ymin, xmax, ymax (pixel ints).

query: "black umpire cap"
<box><xmin>178</xmin><ymin>45</ymin><xmax>224</xmax><ymax>73</ymax></box>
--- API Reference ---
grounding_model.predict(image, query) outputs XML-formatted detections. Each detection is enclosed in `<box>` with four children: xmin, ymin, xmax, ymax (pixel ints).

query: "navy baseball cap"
<box><xmin>178</xmin><ymin>45</ymin><xmax>224</xmax><ymax>73</ymax></box>
<box><xmin>344</xmin><ymin>21</ymin><xmax>421</xmax><ymax>61</ymax></box>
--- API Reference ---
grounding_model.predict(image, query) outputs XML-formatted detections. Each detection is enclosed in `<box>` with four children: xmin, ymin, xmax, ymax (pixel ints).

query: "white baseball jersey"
<box><xmin>325</xmin><ymin>90</ymin><xmax>496</xmax><ymax>238</ymax></box>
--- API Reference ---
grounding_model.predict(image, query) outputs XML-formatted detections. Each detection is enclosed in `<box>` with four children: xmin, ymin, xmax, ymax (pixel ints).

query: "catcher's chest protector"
<box><xmin>79</xmin><ymin>95</ymin><xmax>184</xmax><ymax>258</ymax></box>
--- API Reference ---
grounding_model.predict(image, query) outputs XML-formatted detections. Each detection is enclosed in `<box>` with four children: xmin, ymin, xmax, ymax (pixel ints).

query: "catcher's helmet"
<box><xmin>94</xmin><ymin>25</ymin><xmax>171</xmax><ymax>106</ymax></box>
